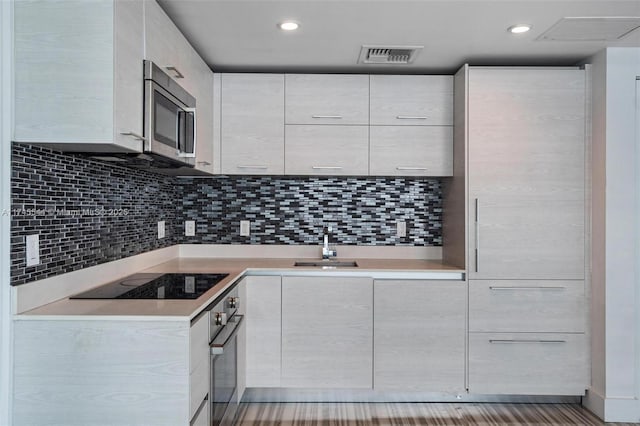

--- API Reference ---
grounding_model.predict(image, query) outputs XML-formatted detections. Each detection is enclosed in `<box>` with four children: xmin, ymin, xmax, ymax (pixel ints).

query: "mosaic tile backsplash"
<box><xmin>11</xmin><ymin>144</ymin><xmax>442</xmax><ymax>286</ymax></box>
<box><xmin>11</xmin><ymin>144</ymin><xmax>179</xmax><ymax>286</ymax></box>
<box><xmin>177</xmin><ymin>177</ymin><xmax>442</xmax><ymax>246</ymax></box>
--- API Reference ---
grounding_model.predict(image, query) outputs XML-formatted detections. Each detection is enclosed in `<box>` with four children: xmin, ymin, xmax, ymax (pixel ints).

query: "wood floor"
<box><xmin>236</xmin><ymin>402</ymin><xmax>635</xmax><ymax>425</ymax></box>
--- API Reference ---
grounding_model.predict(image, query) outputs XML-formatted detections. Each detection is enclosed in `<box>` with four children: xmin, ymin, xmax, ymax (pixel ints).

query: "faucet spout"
<box><xmin>322</xmin><ymin>226</ymin><xmax>337</xmax><ymax>259</ymax></box>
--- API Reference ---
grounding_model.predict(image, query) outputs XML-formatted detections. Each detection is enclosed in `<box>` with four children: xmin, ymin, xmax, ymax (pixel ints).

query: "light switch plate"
<box><xmin>185</xmin><ymin>220</ymin><xmax>195</xmax><ymax>236</ymax></box>
<box><xmin>26</xmin><ymin>234</ymin><xmax>40</xmax><ymax>267</ymax></box>
<box><xmin>240</xmin><ymin>220</ymin><xmax>250</xmax><ymax>236</ymax></box>
<box><xmin>396</xmin><ymin>221</ymin><xmax>407</xmax><ymax>238</ymax></box>
<box><xmin>158</xmin><ymin>221</ymin><xmax>165</xmax><ymax>239</ymax></box>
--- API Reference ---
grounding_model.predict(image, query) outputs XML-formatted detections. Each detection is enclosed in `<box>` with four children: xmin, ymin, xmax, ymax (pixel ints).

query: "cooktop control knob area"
<box><xmin>228</xmin><ymin>296</ymin><xmax>239</xmax><ymax>309</ymax></box>
<box><xmin>214</xmin><ymin>312</ymin><xmax>228</xmax><ymax>326</ymax></box>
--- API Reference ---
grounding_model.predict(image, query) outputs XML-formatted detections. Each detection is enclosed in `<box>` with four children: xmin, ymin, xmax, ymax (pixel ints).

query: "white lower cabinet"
<box><xmin>244</xmin><ymin>275</ymin><xmax>282</xmax><ymax>387</ymax></box>
<box><xmin>468</xmin><ymin>333</ymin><xmax>588</xmax><ymax>395</ymax></box>
<box><xmin>281</xmin><ymin>276</ymin><xmax>373</xmax><ymax>388</ymax></box>
<box><xmin>190</xmin><ymin>398</ymin><xmax>209</xmax><ymax>426</ymax></box>
<box><xmin>374</xmin><ymin>280</ymin><xmax>466</xmax><ymax>392</ymax></box>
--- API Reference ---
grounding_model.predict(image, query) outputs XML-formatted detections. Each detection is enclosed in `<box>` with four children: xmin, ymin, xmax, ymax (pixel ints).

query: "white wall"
<box><xmin>0</xmin><ymin>1</ymin><xmax>14</xmax><ymax>425</ymax></box>
<box><xmin>584</xmin><ymin>47</ymin><xmax>640</xmax><ymax>423</ymax></box>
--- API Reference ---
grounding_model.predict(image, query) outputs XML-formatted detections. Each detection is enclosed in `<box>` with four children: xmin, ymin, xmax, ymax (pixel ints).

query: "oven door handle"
<box><xmin>210</xmin><ymin>315</ymin><xmax>243</xmax><ymax>355</ymax></box>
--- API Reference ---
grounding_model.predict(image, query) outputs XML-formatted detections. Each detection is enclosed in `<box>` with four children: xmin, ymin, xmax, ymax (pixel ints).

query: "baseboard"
<box><xmin>583</xmin><ymin>389</ymin><xmax>640</xmax><ymax>422</ymax></box>
<box><xmin>243</xmin><ymin>388</ymin><xmax>581</xmax><ymax>404</ymax></box>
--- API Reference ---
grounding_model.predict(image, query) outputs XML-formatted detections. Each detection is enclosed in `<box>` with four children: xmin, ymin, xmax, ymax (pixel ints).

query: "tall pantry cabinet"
<box><xmin>454</xmin><ymin>66</ymin><xmax>589</xmax><ymax>395</ymax></box>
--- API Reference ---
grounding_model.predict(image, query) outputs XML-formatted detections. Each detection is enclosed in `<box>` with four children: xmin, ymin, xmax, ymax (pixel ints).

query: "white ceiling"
<box><xmin>158</xmin><ymin>0</ymin><xmax>640</xmax><ymax>73</ymax></box>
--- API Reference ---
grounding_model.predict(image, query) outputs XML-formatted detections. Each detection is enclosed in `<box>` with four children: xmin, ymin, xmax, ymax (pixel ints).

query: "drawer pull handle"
<box><xmin>197</xmin><ymin>161</ymin><xmax>211</xmax><ymax>166</ymax></box>
<box><xmin>396</xmin><ymin>167</ymin><xmax>427</xmax><ymax>171</ymax></box>
<box><xmin>396</xmin><ymin>116</ymin><xmax>428</xmax><ymax>120</ymax></box>
<box><xmin>312</xmin><ymin>166</ymin><xmax>343</xmax><ymax>170</ymax></box>
<box><xmin>489</xmin><ymin>339</ymin><xmax>567</xmax><ymax>344</ymax></box>
<box><xmin>489</xmin><ymin>286</ymin><xmax>566</xmax><ymax>291</ymax></box>
<box><xmin>237</xmin><ymin>165</ymin><xmax>268</xmax><ymax>169</ymax></box>
<box><xmin>475</xmin><ymin>198</ymin><xmax>480</xmax><ymax>273</ymax></box>
<box><xmin>312</xmin><ymin>115</ymin><xmax>343</xmax><ymax>119</ymax></box>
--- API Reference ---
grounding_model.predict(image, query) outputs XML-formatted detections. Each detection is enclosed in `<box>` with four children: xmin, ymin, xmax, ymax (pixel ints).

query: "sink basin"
<box><xmin>294</xmin><ymin>261</ymin><xmax>358</xmax><ymax>268</ymax></box>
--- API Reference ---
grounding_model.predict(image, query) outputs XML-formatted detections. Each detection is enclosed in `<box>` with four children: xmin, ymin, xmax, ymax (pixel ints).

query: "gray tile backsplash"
<box><xmin>10</xmin><ymin>144</ymin><xmax>443</xmax><ymax>285</ymax></box>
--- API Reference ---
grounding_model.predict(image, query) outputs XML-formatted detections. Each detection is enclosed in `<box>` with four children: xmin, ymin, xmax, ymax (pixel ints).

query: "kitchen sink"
<box><xmin>294</xmin><ymin>261</ymin><xmax>358</xmax><ymax>268</ymax></box>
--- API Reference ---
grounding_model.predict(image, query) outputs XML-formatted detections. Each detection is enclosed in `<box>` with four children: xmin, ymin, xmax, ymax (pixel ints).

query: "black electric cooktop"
<box><xmin>70</xmin><ymin>273</ymin><xmax>229</xmax><ymax>300</ymax></box>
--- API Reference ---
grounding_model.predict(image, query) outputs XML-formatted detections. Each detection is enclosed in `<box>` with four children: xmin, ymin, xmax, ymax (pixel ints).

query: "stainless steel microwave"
<box><xmin>143</xmin><ymin>60</ymin><xmax>196</xmax><ymax>167</ymax></box>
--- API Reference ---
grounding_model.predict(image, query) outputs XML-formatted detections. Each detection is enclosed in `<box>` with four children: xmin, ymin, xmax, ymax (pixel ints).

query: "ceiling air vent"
<box><xmin>537</xmin><ymin>17</ymin><xmax>640</xmax><ymax>41</ymax></box>
<box><xmin>358</xmin><ymin>45</ymin><xmax>423</xmax><ymax>64</ymax></box>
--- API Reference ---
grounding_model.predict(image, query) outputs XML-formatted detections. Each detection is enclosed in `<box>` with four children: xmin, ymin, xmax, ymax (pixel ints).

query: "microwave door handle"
<box><xmin>210</xmin><ymin>315</ymin><xmax>243</xmax><ymax>355</ymax></box>
<box><xmin>178</xmin><ymin>107</ymin><xmax>196</xmax><ymax>158</ymax></box>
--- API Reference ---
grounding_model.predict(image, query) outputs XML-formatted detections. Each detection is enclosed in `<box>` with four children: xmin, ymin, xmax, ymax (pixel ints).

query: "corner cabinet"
<box><xmin>14</xmin><ymin>0</ymin><xmax>144</xmax><ymax>152</ymax></box>
<box><xmin>463</xmin><ymin>66</ymin><xmax>589</xmax><ymax>396</ymax></box>
<box><xmin>281</xmin><ymin>276</ymin><xmax>373</xmax><ymax>388</ymax></box>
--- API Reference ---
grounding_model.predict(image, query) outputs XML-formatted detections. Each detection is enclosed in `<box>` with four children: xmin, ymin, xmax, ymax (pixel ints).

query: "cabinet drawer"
<box><xmin>190</xmin><ymin>396</ymin><xmax>209</xmax><ymax>426</ymax></box>
<box><xmin>469</xmin><ymin>280</ymin><xmax>585</xmax><ymax>332</ymax></box>
<box><xmin>370</xmin><ymin>75</ymin><xmax>453</xmax><ymax>125</ymax></box>
<box><xmin>468</xmin><ymin>332</ymin><xmax>588</xmax><ymax>395</ymax></box>
<box><xmin>369</xmin><ymin>126</ymin><xmax>452</xmax><ymax>176</ymax></box>
<box><xmin>189</xmin><ymin>359</ymin><xmax>208</xmax><ymax>420</ymax></box>
<box><xmin>190</xmin><ymin>313</ymin><xmax>209</xmax><ymax>375</ymax></box>
<box><xmin>285</xmin><ymin>125</ymin><xmax>369</xmax><ymax>175</ymax></box>
<box><xmin>285</xmin><ymin>74</ymin><xmax>369</xmax><ymax>125</ymax></box>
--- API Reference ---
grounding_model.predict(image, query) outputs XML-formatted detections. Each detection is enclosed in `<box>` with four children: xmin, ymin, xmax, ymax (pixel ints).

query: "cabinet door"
<box><xmin>285</xmin><ymin>125</ymin><xmax>369</xmax><ymax>175</ymax></box>
<box><xmin>113</xmin><ymin>0</ymin><xmax>144</xmax><ymax>151</ymax></box>
<box><xmin>374</xmin><ymin>280</ymin><xmax>466</xmax><ymax>392</ymax></box>
<box><xmin>369</xmin><ymin>126</ymin><xmax>453</xmax><ymax>176</ymax></box>
<box><xmin>468</xmin><ymin>68</ymin><xmax>586</xmax><ymax>279</ymax></box>
<box><xmin>468</xmin><ymin>332</ymin><xmax>588</xmax><ymax>395</ymax></box>
<box><xmin>144</xmin><ymin>0</ymin><xmax>182</xmax><ymax>79</ymax></box>
<box><xmin>370</xmin><ymin>75</ymin><xmax>453</xmax><ymax>125</ymax></box>
<box><xmin>285</xmin><ymin>74</ymin><xmax>369</xmax><ymax>125</ymax></box>
<box><xmin>190</xmin><ymin>53</ymin><xmax>214</xmax><ymax>174</ymax></box>
<box><xmin>245</xmin><ymin>276</ymin><xmax>281</xmax><ymax>387</ymax></box>
<box><xmin>281</xmin><ymin>276</ymin><xmax>373</xmax><ymax>388</ymax></box>
<box><xmin>221</xmin><ymin>74</ymin><xmax>285</xmax><ymax>175</ymax></box>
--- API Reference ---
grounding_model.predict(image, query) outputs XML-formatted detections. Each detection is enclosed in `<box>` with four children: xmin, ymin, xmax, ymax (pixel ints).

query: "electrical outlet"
<box><xmin>158</xmin><ymin>221</ymin><xmax>165</xmax><ymax>239</ymax></box>
<box><xmin>240</xmin><ymin>220</ymin><xmax>250</xmax><ymax>236</ymax></box>
<box><xmin>396</xmin><ymin>220</ymin><xmax>407</xmax><ymax>238</ymax></box>
<box><xmin>185</xmin><ymin>220</ymin><xmax>195</xmax><ymax>236</ymax></box>
<box><xmin>26</xmin><ymin>234</ymin><xmax>40</xmax><ymax>267</ymax></box>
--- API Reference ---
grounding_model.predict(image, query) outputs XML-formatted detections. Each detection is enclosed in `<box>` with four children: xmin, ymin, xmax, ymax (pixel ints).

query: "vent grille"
<box><xmin>537</xmin><ymin>17</ymin><xmax>640</xmax><ymax>41</ymax></box>
<box><xmin>358</xmin><ymin>45</ymin><xmax>423</xmax><ymax>64</ymax></box>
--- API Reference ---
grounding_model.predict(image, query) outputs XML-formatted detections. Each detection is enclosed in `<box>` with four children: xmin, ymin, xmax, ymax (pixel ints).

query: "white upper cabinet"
<box><xmin>14</xmin><ymin>0</ymin><xmax>144</xmax><ymax>152</ymax></box>
<box><xmin>370</xmin><ymin>75</ymin><xmax>453</xmax><ymax>125</ymax></box>
<box><xmin>285</xmin><ymin>74</ymin><xmax>369</xmax><ymax>125</ymax></box>
<box><xmin>285</xmin><ymin>125</ymin><xmax>369</xmax><ymax>176</ymax></box>
<box><xmin>369</xmin><ymin>126</ymin><xmax>453</xmax><ymax>176</ymax></box>
<box><xmin>221</xmin><ymin>74</ymin><xmax>285</xmax><ymax>175</ymax></box>
<box><xmin>144</xmin><ymin>0</ymin><xmax>183</xmax><ymax>85</ymax></box>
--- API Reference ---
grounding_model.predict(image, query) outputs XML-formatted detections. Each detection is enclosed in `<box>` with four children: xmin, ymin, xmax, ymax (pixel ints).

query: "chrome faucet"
<box><xmin>322</xmin><ymin>226</ymin><xmax>337</xmax><ymax>259</ymax></box>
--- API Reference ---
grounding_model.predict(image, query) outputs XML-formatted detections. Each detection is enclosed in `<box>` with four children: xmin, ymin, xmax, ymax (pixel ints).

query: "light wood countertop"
<box><xmin>17</xmin><ymin>257</ymin><xmax>464</xmax><ymax>320</ymax></box>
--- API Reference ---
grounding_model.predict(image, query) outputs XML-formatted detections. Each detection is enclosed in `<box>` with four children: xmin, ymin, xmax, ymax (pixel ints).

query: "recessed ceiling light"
<box><xmin>508</xmin><ymin>24</ymin><xmax>532</xmax><ymax>34</ymax></box>
<box><xmin>278</xmin><ymin>21</ymin><xmax>299</xmax><ymax>31</ymax></box>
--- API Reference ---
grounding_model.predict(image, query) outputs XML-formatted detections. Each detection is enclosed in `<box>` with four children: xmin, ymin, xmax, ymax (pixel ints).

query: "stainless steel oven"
<box><xmin>209</xmin><ymin>286</ymin><xmax>242</xmax><ymax>426</ymax></box>
<box><xmin>143</xmin><ymin>60</ymin><xmax>196</xmax><ymax>167</ymax></box>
